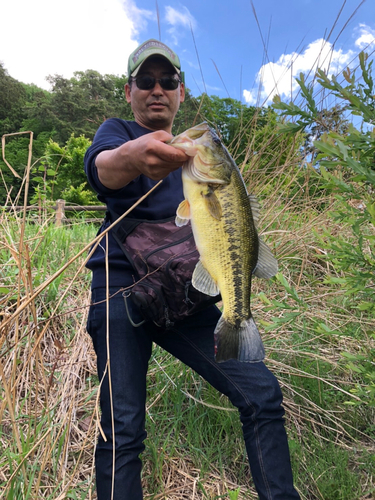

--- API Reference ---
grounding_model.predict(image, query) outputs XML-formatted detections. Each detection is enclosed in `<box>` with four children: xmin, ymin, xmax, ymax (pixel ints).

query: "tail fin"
<box><xmin>214</xmin><ymin>315</ymin><xmax>265</xmax><ymax>363</ymax></box>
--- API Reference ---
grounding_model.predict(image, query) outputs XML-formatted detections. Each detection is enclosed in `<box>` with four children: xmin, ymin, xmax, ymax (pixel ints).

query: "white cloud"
<box><xmin>354</xmin><ymin>24</ymin><xmax>375</xmax><ymax>50</ymax></box>
<box><xmin>0</xmin><ymin>0</ymin><xmax>152</xmax><ymax>89</ymax></box>
<box><xmin>243</xmin><ymin>37</ymin><xmax>356</xmax><ymax>106</ymax></box>
<box><xmin>243</xmin><ymin>88</ymin><xmax>258</xmax><ymax>106</ymax></box>
<box><xmin>122</xmin><ymin>0</ymin><xmax>154</xmax><ymax>38</ymax></box>
<box><xmin>165</xmin><ymin>6</ymin><xmax>197</xmax><ymax>45</ymax></box>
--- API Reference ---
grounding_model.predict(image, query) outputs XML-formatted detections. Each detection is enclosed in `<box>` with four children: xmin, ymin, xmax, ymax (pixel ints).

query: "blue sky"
<box><xmin>1</xmin><ymin>0</ymin><xmax>374</xmax><ymax>106</ymax></box>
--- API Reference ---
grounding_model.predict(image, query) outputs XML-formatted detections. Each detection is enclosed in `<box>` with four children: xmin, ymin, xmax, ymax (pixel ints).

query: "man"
<box><xmin>84</xmin><ymin>39</ymin><xmax>300</xmax><ymax>500</ymax></box>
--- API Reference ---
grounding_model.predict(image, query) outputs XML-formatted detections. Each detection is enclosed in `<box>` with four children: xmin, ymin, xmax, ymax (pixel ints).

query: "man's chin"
<box><xmin>147</xmin><ymin>114</ymin><xmax>171</xmax><ymax>128</ymax></box>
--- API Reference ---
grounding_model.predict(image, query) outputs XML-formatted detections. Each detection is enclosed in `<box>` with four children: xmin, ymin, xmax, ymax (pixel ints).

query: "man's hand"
<box><xmin>96</xmin><ymin>130</ymin><xmax>189</xmax><ymax>189</ymax></box>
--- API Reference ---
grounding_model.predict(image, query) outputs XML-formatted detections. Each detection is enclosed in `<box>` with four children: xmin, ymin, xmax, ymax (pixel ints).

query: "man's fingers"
<box><xmin>145</xmin><ymin>131</ymin><xmax>189</xmax><ymax>164</ymax></box>
<box><xmin>157</xmin><ymin>142</ymin><xmax>189</xmax><ymax>163</ymax></box>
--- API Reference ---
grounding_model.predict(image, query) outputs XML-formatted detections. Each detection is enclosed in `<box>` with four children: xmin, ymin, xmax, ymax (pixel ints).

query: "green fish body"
<box><xmin>169</xmin><ymin>123</ymin><xmax>278</xmax><ymax>362</ymax></box>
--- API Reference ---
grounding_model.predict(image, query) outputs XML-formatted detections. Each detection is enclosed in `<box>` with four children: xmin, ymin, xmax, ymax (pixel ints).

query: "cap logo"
<box><xmin>132</xmin><ymin>40</ymin><xmax>176</xmax><ymax>64</ymax></box>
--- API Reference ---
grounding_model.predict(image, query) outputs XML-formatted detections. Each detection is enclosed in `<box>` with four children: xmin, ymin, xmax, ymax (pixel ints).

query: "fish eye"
<box><xmin>212</xmin><ymin>134</ymin><xmax>221</xmax><ymax>145</ymax></box>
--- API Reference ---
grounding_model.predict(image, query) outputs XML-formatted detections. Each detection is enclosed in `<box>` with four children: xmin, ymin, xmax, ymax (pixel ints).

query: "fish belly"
<box><xmin>183</xmin><ymin>175</ymin><xmax>253</xmax><ymax>325</ymax></box>
<box><xmin>182</xmin><ymin>174</ymin><xmax>266</xmax><ymax>362</ymax></box>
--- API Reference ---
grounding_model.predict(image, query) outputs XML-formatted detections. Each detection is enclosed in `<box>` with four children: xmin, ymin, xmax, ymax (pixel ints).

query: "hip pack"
<box><xmin>109</xmin><ymin>211</ymin><xmax>221</xmax><ymax>329</ymax></box>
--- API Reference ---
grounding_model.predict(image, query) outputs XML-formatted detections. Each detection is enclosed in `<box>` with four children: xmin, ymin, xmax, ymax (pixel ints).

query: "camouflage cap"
<box><xmin>128</xmin><ymin>39</ymin><xmax>181</xmax><ymax>77</ymax></box>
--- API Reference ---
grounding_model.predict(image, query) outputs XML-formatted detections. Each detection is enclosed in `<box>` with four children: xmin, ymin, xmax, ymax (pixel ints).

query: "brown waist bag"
<box><xmin>109</xmin><ymin>211</ymin><xmax>221</xmax><ymax>329</ymax></box>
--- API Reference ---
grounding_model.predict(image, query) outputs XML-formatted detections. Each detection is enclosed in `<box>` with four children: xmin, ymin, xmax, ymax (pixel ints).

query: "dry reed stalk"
<box><xmin>142</xmin><ymin>455</ymin><xmax>258</xmax><ymax>499</ymax></box>
<box><xmin>1</xmin><ymin>31</ymin><xmax>375</xmax><ymax>498</ymax></box>
<box><xmin>0</xmin><ymin>166</ymin><xmax>166</xmax><ymax>497</ymax></box>
<box><xmin>1</xmin><ymin>181</ymin><xmax>163</xmax><ymax>333</ymax></box>
<box><xmin>1</xmin><ymin>194</ymin><xmax>374</xmax><ymax>497</ymax></box>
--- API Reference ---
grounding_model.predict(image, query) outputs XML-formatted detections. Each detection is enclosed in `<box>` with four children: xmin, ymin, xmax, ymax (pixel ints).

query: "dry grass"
<box><xmin>1</xmin><ymin>169</ymin><xmax>374</xmax><ymax>500</ymax></box>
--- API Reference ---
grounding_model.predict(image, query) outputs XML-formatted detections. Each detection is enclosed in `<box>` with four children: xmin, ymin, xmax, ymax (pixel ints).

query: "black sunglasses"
<box><xmin>132</xmin><ymin>75</ymin><xmax>181</xmax><ymax>91</ymax></box>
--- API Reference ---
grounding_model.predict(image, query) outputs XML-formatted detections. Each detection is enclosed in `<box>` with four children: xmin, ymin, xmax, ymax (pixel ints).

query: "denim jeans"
<box><xmin>87</xmin><ymin>287</ymin><xmax>300</xmax><ymax>500</ymax></box>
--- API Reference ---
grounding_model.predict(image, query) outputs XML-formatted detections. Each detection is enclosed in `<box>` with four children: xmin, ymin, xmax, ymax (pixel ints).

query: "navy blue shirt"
<box><xmin>84</xmin><ymin>118</ymin><xmax>184</xmax><ymax>289</ymax></box>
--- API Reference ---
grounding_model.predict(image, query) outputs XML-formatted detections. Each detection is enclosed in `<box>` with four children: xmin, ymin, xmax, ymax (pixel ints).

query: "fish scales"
<box><xmin>212</xmin><ymin>176</ymin><xmax>253</xmax><ymax>320</ymax></box>
<box><xmin>169</xmin><ymin>122</ymin><xmax>278</xmax><ymax>362</ymax></box>
<box><xmin>185</xmin><ymin>165</ymin><xmax>256</xmax><ymax>321</ymax></box>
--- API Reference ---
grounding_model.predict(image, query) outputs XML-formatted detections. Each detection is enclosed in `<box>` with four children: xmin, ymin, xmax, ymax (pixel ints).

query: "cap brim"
<box><xmin>131</xmin><ymin>55</ymin><xmax>181</xmax><ymax>77</ymax></box>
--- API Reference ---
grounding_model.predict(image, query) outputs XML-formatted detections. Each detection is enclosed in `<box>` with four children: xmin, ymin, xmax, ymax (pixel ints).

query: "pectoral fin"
<box><xmin>202</xmin><ymin>187</ymin><xmax>222</xmax><ymax>220</ymax></box>
<box><xmin>176</xmin><ymin>199</ymin><xmax>191</xmax><ymax>227</ymax></box>
<box><xmin>192</xmin><ymin>260</ymin><xmax>220</xmax><ymax>296</ymax></box>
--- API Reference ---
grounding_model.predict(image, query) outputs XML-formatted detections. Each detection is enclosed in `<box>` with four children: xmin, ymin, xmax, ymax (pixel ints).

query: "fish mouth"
<box><xmin>183</xmin><ymin>122</ymin><xmax>211</xmax><ymax>140</ymax></box>
<box><xmin>169</xmin><ymin>123</ymin><xmax>211</xmax><ymax>156</ymax></box>
<box><xmin>170</xmin><ymin>122</ymin><xmax>227</xmax><ymax>184</ymax></box>
<box><xmin>170</xmin><ymin>122</ymin><xmax>211</xmax><ymax>145</ymax></box>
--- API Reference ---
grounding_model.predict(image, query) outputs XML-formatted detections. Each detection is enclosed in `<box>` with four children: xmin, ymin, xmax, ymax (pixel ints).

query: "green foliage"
<box><xmin>42</xmin><ymin>70</ymin><xmax>134</xmax><ymax>143</ymax></box>
<box><xmin>178</xmin><ymin>93</ymin><xmax>303</xmax><ymax>183</ymax></box>
<box><xmin>0</xmin><ymin>63</ymin><xmax>27</xmax><ymax>135</ymax></box>
<box><xmin>242</xmin><ymin>107</ymin><xmax>303</xmax><ymax>176</ymax></box>
<box><xmin>227</xmin><ymin>487</ymin><xmax>241</xmax><ymax>499</ymax></box>
<box><xmin>1</xmin><ymin>134</ymin><xmax>50</xmax><ymax>205</ymax></box>
<box><xmin>0</xmin><ymin>132</ymin><xmax>53</xmax><ymax>206</ymax></box>
<box><xmin>174</xmin><ymin>92</ymin><xmax>261</xmax><ymax>152</ymax></box>
<box><xmin>62</xmin><ymin>183</ymin><xmax>97</xmax><ymax>207</ymax></box>
<box><xmin>317</xmin><ymin>52</ymin><xmax>375</xmax><ymax>126</ymax></box>
<box><xmin>30</xmin><ymin>134</ymin><xmax>96</xmax><ymax>206</ymax></box>
<box><xmin>2</xmin><ymin>53</ymin><xmax>375</xmax><ymax>499</ymax></box>
<box><xmin>195</xmin><ymin>94</ymin><xmax>250</xmax><ymax>142</ymax></box>
<box><xmin>273</xmin><ymin>73</ymin><xmax>350</xmax><ymax>162</ymax></box>
<box><xmin>0</xmin><ymin>135</ymin><xmax>30</xmax><ymax>202</ymax></box>
<box><xmin>21</xmin><ymin>84</ymin><xmax>56</xmax><ymax>138</ymax></box>
<box><xmin>273</xmin><ymin>73</ymin><xmax>317</xmax><ymax>134</ymax></box>
<box><xmin>1</xmin><ymin>62</ymin><xmax>298</xmax><ymax>208</ymax></box>
<box><xmin>172</xmin><ymin>88</ymin><xmax>200</xmax><ymax>134</ymax></box>
<box><xmin>273</xmin><ymin>52</ymin><xmax>375</xmax><ymax>407</ymax></box>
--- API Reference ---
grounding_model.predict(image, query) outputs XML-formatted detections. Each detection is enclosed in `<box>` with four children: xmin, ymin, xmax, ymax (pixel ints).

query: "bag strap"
<box><xmin>107</xmin><ymin>208</ymin><xmax>178</xmax><ymax>243</ymax></box>
<box><xmin>106</xmin><ymin>208</ymin><xmax>144</xmax><ymax>243</ymax></box>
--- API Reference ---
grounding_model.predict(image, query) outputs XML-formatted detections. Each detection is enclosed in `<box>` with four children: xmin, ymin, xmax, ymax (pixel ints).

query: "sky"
<box><xmin>1</xmin><ymin>0</ymin><xmax>375</xmax><ymax>106</ymax></box>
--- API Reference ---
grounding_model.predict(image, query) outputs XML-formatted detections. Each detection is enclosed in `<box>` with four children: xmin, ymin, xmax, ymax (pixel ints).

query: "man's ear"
<box><xmin>180</xmin><ymin>82</ymin><xmax>185</xmax><ymax>103</ymax></box>
<box><xmin>125</xmin><ymin>83</ymin><xmax>131</xmax><ymax>103</ymax></box>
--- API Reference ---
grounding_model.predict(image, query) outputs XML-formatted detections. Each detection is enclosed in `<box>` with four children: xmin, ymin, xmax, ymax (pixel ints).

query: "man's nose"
<box><xmin>152</xmin><ymin>81</ymin><xmax>163</xmax><ymax>95</ymax></box>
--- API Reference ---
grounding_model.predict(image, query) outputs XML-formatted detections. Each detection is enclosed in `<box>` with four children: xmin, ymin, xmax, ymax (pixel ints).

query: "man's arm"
<box><xmin>95</xmin><ymin>130</ymin><xmax>189</xmax><ymax>190</ymax></box>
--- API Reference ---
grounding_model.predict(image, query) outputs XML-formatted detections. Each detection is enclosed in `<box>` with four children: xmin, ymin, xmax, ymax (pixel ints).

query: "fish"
<box><xmin>169</xmin><ymin>122</ymin><xmax>278</xmax><ymax>362</ymax></box>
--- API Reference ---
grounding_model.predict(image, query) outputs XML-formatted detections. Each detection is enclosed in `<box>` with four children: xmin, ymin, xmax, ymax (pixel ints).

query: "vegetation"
<box><xmin>0</xmin><ymin>47</ymin><xmax>374</xmax><ymax>500</ymax></box>
<box><xmin>0</xmin><ymin>62</ymin><xmax>284</xmax><ymax>207</ymax></box>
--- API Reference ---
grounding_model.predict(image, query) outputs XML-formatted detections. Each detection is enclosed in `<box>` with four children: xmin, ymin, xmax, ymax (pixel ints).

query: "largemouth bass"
<box><xmin>169</xmin><ymin>123</ymin><xmax>278</xmax><ymax>362</ymax></box>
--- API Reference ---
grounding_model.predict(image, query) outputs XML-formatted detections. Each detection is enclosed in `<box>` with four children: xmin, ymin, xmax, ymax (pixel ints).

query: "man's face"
<box><xmin>125</xmin><ymin>56</ymin><xmax>185</xmax><ymax>133</ymax></box>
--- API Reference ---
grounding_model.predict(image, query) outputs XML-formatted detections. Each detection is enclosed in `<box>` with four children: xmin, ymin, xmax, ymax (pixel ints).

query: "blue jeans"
<box><xmin>87</xmin><ymin>287</ymin><xmax>300</xmax><ymax>500</ymax></box>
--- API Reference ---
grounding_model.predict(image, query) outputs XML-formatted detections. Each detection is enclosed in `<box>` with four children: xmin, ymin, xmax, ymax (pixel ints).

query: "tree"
<box><xmin>0</xmin><ymin>63</ymin><xmax>26</xmax><ymax>135</ymax></box>
<box><xmin>194</xmin><ymin>94</ymin><xmax>245</xmax><ymax>142</ymax></box>
<box><xmin>47</xmin><ymin>70</ymin><xmax>133</xmax><ymax>143</ymax></box>
<box><xmin>0</xmin><ymin>75</ymin><xmax>57</xmax><ymax>205</ymax></box>
<box><xmin>172</xmin><ymin>88</ymin><xmax>200</xmax><ymax>135</ymax></box>
<box><xmin>0</xmin><ymin>135</ymin><xmax>30</xmax><ymax>205</ymax></box>
<box><xmin>21</xmin><ymin>83</ymin><xmax>57</xmax><ymax>138</ymax></box>
<box><xmin>303</xmin><ymin>105</ymin><xmax>350</xmax><ymax>161</ymax></box>
<box><xmin>31</xmin><ymin>134</ymin><xmax>96</xmax><ymax>206</ymax></box>
<box><xmin>22</xmin><ymin>70</ymin><xmax>134</xmax><ymax>145</ymax></box>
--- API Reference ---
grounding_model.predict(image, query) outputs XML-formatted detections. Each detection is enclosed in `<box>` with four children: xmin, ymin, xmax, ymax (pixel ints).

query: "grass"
<box><xmin>1</xmin><ymin>152</ymin><xmax>374</xmax><ymax>499</ymax></box>
<box><xmin>1</xmin><ymin>35</ymin><xmax>375</xmax><ymax>498</ymax></box>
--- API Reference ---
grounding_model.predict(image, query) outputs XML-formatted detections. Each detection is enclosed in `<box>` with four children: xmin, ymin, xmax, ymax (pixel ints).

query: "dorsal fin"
<box><xmin>249</xmin><ymin>194</ymin><xmax>261</xmax><ymax>228</ymax></box>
